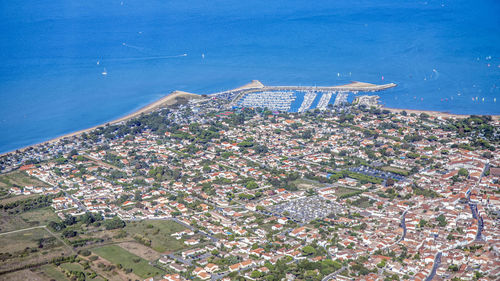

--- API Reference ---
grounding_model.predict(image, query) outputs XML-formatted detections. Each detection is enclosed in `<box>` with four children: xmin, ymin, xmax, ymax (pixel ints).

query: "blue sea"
<box><xmin>1</xmin><ymin>0</ymin><xmax>499</xmax><ymax>153</ymax></box>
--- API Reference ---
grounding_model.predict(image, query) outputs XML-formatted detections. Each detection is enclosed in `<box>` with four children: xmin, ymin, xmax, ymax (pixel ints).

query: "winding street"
<box><xmin>400</xmin><ymin>210</ymin><xmax>408</xmax><ymax>241</ymax></box>
<box><xmin>424</xmin><ymin>252</ymin><xmax>442</xmax><ymax>281</ymax></box>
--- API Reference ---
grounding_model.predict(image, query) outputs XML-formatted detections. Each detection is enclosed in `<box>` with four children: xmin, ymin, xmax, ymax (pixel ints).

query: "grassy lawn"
<box><xmin>39</xmin><ymin>264</ymin><xmax>70</xmax><ymax>281</ymax></box>
<box><xmin>124</xmin><ymin>220</ymin><xmax>187</xmax><ymax>253</ymax></box>
<box><xmin>92</xmin><ymin>245</ymin><xmax>165</xmax><ymax>278</ymax></box>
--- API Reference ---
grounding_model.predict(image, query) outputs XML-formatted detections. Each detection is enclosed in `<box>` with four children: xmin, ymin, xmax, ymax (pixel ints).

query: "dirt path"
<box><xmin>0</xmin><ymin>225</ymin><xmax>46</xmax><ymax>236</ymax></box>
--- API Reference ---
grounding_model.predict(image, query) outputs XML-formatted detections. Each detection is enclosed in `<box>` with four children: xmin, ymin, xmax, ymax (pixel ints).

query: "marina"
<box><xmin>316</xmin><ymin>92</ymin><xmax>334</xmax><ymax>110</ymax></box>
<box><xmin>237</xmin><ymin>91</ymin><xmax>296</xmax><ymax>112</ymax></box>
<box><xmin>298</xmin><ymin>91</ymin><xmax>317</xmax><ymax>112</ymax></box>
<box><xmin>220</xmin><ymin>81</ymin><xmax>397</xmax><ymax>113</ymax></box>
<box><xmin>333</xmin><ymin>92</ymin><xmax>348</xmax><ymax>107</ymax></box>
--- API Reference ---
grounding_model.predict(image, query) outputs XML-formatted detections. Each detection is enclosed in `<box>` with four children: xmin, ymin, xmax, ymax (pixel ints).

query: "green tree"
<box><xmin>436</xmin><ymin>214</ymin><xmax>447</xmax><ymax>227</ymax></box>
<box><xmin>302</xmin><ymin>245</ymin><xmax>316</xmax><ymax>256</ymax></box>
<box><xmin>458</xmin><ymin>168</ymin><xmax>469</xmax><ymax>177</ymax></box>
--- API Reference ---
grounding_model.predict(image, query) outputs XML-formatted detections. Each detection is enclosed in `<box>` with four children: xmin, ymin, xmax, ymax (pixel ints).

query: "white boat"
<box><xmin>102</xmin><ymin>68</ymin><xmax>108</xmax><ymax>76</ymax></box>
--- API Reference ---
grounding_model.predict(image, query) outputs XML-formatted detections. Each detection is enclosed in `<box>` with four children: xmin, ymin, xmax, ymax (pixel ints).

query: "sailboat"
<box><xmin>102</xmin><ymin>68</ymin><xmax>108</xmax><ymax>76</ymax></box>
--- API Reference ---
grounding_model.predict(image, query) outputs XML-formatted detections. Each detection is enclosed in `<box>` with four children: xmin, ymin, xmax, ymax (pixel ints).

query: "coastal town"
<box><xmin>0</xmin><ymin>83</ymin><xmax>499</xmax><ymax>281</ymax></box>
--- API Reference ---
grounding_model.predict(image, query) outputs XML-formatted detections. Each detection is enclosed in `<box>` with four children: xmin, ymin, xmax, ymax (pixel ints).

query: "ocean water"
<box><xmin>1</xmin><ymin>0</ymin><xmax>499</xmax><ymax>153</ymax></box>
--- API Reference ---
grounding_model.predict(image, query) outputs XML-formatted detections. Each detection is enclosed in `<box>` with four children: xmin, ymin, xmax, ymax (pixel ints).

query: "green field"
<box><xmin>381</xmin><ymin>166</ymin><xmax>409</xmax><ymax>176</ymax></box>
<box><xmin>92</xmin><ymin>245</ymin><xmax>165</xmax><ymax>278</ymax></box>
<box><xmin>0</xmin><ymin>227</ymin><xmax>61</xmax><ymax>253</ymax></box>
<box><xmin>0</xmin><ymin>206</ymin><xmax>60</xmax><ymax>232</ymax></box>
<box><xmin>124</xmin><ymin>220</ymin><xmax>187</xmax><ymax>252</ymax></box>
<box><xmin>0</xmin><ymin>171</ymin><xmax>48</xmax><ymax>189</ymax></box>
<box><xmin>334</xmin><ymin>186</ymin><xmax>361</xmax><ymax>197</ymax></box>
<box><xmin>60</xmin><ymin>262</ymin><xmax>85</xmax><ymax>271</ymax></box>
<box><xmin>20</xmin><ymin>207</ymin><xmax>61</xmax><ymax>226</ymax></box>
<box><xmin>40</xmin><ymin>264</ymin><xmax>71</xmax><ymax>281</ymax></box>
<box><xmin>0</xmin><ymin>170</ymin><xmax>49</xmax><ymax>203</ymax></box>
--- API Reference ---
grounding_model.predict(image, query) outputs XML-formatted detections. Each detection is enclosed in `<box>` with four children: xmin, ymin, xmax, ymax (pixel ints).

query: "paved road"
<box><xmin>424</xmin><ymin>252</ymin><xmax>442</xmax><ymax>281</ymax></box>
<box><xmin>400</xmin><ymin>210</ymin><xmax>408</xmax><ymax>241</ymax></box>
<box><xmin>211</xmin><ymin>264</ymin><xmax>258</xmax><ymax>281</ymax></box>
<box><xmin>467</xmin><ymin>162</ymin><xmax>488</xmax><ymax>241</ymax></box>
<box><xmin>166</xmin><ymin>253</ymin><xmax>192</xmax><ymax>266</ymax></box>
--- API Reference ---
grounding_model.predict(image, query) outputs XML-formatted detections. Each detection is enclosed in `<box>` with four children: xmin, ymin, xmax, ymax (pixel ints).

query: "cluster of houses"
<box><xmin>2</xmin><ymin>95</ymin><xmax>499</xmax><ymax>281</ymax></box>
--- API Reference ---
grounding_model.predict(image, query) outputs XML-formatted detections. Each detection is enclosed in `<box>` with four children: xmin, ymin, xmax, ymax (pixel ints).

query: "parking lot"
<box><xmin>267</xmin><ymin>195</ymin><xmax>342</xmax><ymax>223</ymax></box>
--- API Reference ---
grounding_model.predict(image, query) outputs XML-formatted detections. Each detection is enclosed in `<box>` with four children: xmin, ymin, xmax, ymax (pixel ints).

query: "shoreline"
<box><xmin>380</xmin><ymin>106</ymin><xmax>500</xmax><ymax>120</ymax></box>
<box><xmin>0</xmin><ymin>90</ymin><xmax>202</xmax><ymax>157</ymax></box>
<box><xmin>1</xmin><ymin>81</ymin><xmax>499</xmax><ymax>158</ymax></box>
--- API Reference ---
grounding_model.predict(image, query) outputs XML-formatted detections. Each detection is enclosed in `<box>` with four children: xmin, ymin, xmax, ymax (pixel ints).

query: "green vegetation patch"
<box><xmin>40</xmin><ymin>264</ymin><xmax>71</xmax><ymax>281</ymax></box>
<box><xmin>92</xmin><ymin>245</ymin><xmax>165</xmax><ymax>278</ymax></box>
<box><xmin>0</xmin><ymin>171</ymin><xmax>48</xmax><ymax>188</ymax></box>
<box><xmin>381</xmin><ymin>166</ymin><xmax>409</xmax><ymax>176</ymax></box>
<box><xmin>124</xmin><ymin>220</ymin><xmax>187</xmax><ymax>253</ymax></box>
<box><xmin>0</xmin><ymin>202</ymin><xmax>60</xmax><ymax>233</ymax></box>
<box><xmin>350</xmin><ymin>196</ymin><xmax>373</xmax><ymax>208</ymax></box>
<box><xmin>19</xmin><ymin>207</ymin><xmax>61</xmax><ymax>227</ymax></box>
<box><xmin>334</xmin><ymin>186</ymin><xmax>361</xmax><ymax>197</ymax></box>
<box><xmin>0</xmin><ymin>171</ymin><xmax>48</xmax><ymax>200</ymax></box>
<box><xmin>0</xmin><ymin>227</ymin><xmax>61</xmax><ymax>254</ymax></box>
<box><xmin>60</xmin><ymin>262</ymin><xmax>85</xmax><ymax>271</ymax></box>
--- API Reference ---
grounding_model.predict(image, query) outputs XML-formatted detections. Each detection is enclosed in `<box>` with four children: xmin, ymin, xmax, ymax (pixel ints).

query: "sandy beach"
<box><xmin>381</xmin><ymin>107</ymin><xmax>499</xmax><ymax>120</ymax></box>
<box><xmin>0</xmin><ymin>91</ymin><xmax>202</xmax><ymax>157</ymax></box>
<box><xmin>2</xmin><ymin>82</ymin><xmax>498</xmax><ymax>158</ymax></box>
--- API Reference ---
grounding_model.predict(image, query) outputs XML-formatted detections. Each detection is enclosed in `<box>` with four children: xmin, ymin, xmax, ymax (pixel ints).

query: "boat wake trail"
<box><xmin>121</xmin><ymin>42</ymin><xmax>146</xmax><ymax>51</ymax></box>
<box><xmin>104</xmin><ymin>54</ymin><xmax>188</xmax><ymax>62</ymax></box>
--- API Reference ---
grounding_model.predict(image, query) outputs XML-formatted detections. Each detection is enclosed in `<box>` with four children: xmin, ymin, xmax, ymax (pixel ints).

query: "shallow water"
<box><xmin>1</xmin><ymin>0</ymin><xmax>499</xmax><ymax>153</ymax></box>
